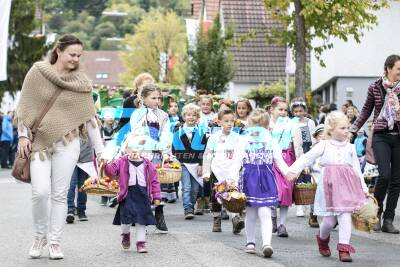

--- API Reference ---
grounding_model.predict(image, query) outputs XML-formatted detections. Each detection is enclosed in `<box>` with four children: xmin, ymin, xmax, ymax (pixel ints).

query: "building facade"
<box><xmin>311</xmin><ymin>1</ymin><xmax>400</xmax><ymax>109</ymax></box>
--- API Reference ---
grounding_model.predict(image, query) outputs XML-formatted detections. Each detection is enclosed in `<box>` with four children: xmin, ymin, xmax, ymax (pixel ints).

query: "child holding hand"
<box><xmin>287</xmin><ymin>111</ymin><xmax>368</xmax><ymax>263</ymax></box>
<box><xmin>104</xmin><ymin>139</ymin><xmax>161</xmax><ymax>253</ymax></box>
<box><xmin>230</xmin><ymin>109</ymin><xmax>289</xmax><ymax>258</ymax></box>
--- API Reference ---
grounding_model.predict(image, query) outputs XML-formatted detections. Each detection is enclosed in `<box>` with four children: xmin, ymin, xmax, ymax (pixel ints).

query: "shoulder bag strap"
<box><xmin>31</xmin><ymin>89</ymin><xmax>62</xmax><ymax>136</ymax></box>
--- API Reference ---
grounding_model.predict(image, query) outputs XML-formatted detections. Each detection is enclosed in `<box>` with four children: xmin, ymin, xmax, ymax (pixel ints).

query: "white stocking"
<box><xmin>245</xmin><ymin>207</ymin><xmax>258</xmax><ymax>244</ymax></box>
<box><xmin>337</xmin><ymin>213</ymin><xmax>352</xmax><ymax>244</ymax></box>
<box><xmin>258</xmin><ymin>207</ymin><xmax>272</xmax><ymax>247</ymax></box>
<box><xmin>136</xmin><ymin>224</ymin><xmax>146</xmax><ymax>242</ymax></box>
<box><xmin>279</xmin><ymin>206</ymin><xmax>288</xmax><ymax>225</ymax></box>
<box><xmin>319</xmin><ymin>216</ymin><xmax>337</xmax><ymax>240</ymax></box>
<box><xmin>121</xmin><ymin>224</ymin><xmax>130</xmax><ymax>234</ymax></box>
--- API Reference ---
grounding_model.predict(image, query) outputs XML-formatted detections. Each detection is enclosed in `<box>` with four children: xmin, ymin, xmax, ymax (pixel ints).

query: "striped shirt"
<box><xmin>350</xmin><ymin>77</ymin><xmax>400</xmax><ymax>133</ymax></box>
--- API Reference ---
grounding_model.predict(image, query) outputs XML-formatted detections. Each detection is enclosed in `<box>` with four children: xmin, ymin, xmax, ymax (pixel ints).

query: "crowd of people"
<box><xmin>13</xmin><ymin>34</ymin><xmax>400</xmax><ymax>263</ymax></box>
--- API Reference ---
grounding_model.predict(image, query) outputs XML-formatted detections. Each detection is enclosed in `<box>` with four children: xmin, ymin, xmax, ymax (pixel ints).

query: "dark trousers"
<box><xmin>210</xmin><ymin>173</ymin><xmax>222</xmax><ymax>213</ymax></box>
<box><xmin>0</xmin><ymin>141</ymin><xmax>10</xmax><ymax>168</ymax></box>
<box><xmin>67</xmin><ymin>166</ymin><xmax>88</xmax><ymax>213</ymax></box>
<box><xmin>372</xmin><ymin>132</ymin><xmax>400</xmax><ymax>220</ymax></box>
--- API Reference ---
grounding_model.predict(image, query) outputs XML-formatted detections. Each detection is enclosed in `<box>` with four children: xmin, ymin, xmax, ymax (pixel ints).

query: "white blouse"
<box><xmin>202</xmin><ymin>130</ymin><xmax>241</xmax><ymax>181</ymax></box>
<box><xmin>229</xmin><ymin>130</ymin><xmax>289</xmax><ymax>182</ymax></box>
<box><xmin>289</xmin><ymin>139</ymin><xmax>368</xmax><ymax>192</ymax></box>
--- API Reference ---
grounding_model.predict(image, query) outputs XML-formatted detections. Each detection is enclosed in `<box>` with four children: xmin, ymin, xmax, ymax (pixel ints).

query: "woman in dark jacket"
<box><xmin>350</xmin><ymin>54</ymin><xmax>400</xmax><ymax>234</ymax></box>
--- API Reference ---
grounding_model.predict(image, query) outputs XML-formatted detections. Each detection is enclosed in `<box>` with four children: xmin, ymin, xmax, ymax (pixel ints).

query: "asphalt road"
<box><xmin>1</xmin><ymin>170</ymin><xmax>399</xmax><ymax>267</ymax></box>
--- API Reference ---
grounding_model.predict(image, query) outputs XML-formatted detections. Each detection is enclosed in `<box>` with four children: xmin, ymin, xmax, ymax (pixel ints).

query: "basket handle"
<box><xmin>310</xmin><ymin>174</ymin><xmax>316</xmax><ymax>185</ymax></box>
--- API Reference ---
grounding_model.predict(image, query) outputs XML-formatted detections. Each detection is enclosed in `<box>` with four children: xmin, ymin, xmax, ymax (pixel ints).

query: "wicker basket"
<box><xmin>157</xmin><ymin>159</ymin><xmax>182</xmax><ymax>184</ymax></box>
<box><xmin>221</xmin><ymin>196</ymin><xmax>246</xmax><ymax>213</ymax></box>
<box><xmin>82</xmin><ymin>184</ymin><xmax>118</xmax><ymax>197</ymax></box>
<box><xmin>293</xmin><ymin>176</ymin><xmax>317</xmax><ymax>205</ymax></box>
<box><xmin>80</xmin><ymin>163</ymin><xmax>119</xmax><ymax>196</ymax></box>
<box><xmin>352</xmin><ymin>214</ymin><xmax>378</xmax><ymax>233</ymax></box>
<box><xmin>352</xmin><ymin>195</ymin><xmax>379</xmax><ymax>233</ymax></box>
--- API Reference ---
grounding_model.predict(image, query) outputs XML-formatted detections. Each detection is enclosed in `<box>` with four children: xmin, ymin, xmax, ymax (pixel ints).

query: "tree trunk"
<box><xmin>293</xmin><ymin>0</ymin><xmax>306</xmax><ymax>98</ymax></box>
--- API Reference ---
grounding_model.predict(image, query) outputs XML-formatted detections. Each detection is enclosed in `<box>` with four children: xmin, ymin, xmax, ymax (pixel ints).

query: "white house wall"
<box><xmin>311</xmin><ymin>1</ymin><xmax>400</xmax><ymax>90</ymax></box>
<box><xmin>336</xmin><ymin>77</ymin><xmax>378</xmax><ymax>110</ymax></box>
<box><xmin>226</xmin><ymin>82</ymin><xmax>259</xmax><ymax>102</ymax></box>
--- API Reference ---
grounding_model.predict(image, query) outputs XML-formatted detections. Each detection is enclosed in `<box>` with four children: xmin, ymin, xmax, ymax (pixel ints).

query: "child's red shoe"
<box><xmin>337</xmin><ymin>243</ymin><xmax>355</xmax><ymax>262</ymax></box>
<box><xmin>316</xmin><ymin>234</ymin><xmax>331</xmax><ymax>257</ymax></box>
<box><xmin>136</xmin><ymin>241</ymin><xmax>148</xmax><ymax>253</ymax></box>
<box><xmin>121</xmin><ymin>233</ymin><xmax>130</xmax><ymax>249</ymax></box>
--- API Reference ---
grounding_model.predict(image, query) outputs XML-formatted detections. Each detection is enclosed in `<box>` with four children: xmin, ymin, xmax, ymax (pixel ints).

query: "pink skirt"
<box><xmin>323</xmin><ymin>164</ymin><xmax>367</xmax><ymax>212</ymax></box>
<box><xmin>273</xmin><ymin>148</ymin><xmax>295</xmax><ymax>207</ymax></box>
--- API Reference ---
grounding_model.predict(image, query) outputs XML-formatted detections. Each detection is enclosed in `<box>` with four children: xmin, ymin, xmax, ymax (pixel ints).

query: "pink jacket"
<box><xmin>104</xmin><ymin>156</ymin><xmax>161</xmax><ymax>203</ymax></box>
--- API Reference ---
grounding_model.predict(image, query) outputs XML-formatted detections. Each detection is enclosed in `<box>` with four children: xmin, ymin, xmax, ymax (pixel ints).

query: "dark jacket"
<box><xmin>350</xmin><ymin>77</ymin><xmax>399</xmax><ymax>133</ymax></box>
<box><xmin>172</xmin><ymin>124</ymin><xmax>208</xmax><ymax>165</ymax></box>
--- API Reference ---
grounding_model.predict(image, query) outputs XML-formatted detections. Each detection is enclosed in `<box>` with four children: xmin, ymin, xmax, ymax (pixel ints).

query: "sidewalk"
<box><xmin>0</xmin><ymin>171</ymin><xmax>399</xmax><ymax>267</ymax></box>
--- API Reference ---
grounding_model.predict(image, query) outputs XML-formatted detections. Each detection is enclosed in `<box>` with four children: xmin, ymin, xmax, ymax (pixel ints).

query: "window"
<box><xmin>96</xmin><ymin>73</ymin><xmax>109</xmax><ymax>79</ymax></box>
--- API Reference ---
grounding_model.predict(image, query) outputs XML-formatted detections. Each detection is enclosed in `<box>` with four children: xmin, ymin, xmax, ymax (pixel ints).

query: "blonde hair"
<box><xmin>346</xmin><ymin>106</ymin><xmax>359</xmax><ymax>117</ymax></box>
<box><xmin>323</xmin><ymin>111</ymin><xmax>349</xmax><ymax>138</ymax></box>
<box><xmin>132</xmin><ymin>73</ymin><xmax>155</xmax><ymax>96</ymax></box>
<box><xmin>199</xmin><ymin>95</ymin><xmax>213</xmax><ymax>104</ymax></box>
<box><xmin>247</xmin><ymin>108</ymin><xmax>270</xmax><ymax>128</ymax></box>
<box><xmin>182</xmin><ymin>103</ymin><xmax>201</xmax><ymax>118</ymax></box>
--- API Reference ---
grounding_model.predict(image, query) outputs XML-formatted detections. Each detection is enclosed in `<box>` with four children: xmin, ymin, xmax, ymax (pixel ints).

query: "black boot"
<box><xmin>381</xmin><ymin>219</ymin><xmax>400</xmax><ymax>234</ymax></box>
<box><xmin>155</xmin><ymin>205</ymin><xmax>168</xmax><ymax>233</ymax></box>
<box><xmin>272</xmin><ymin>216</ymin><xmax>278</xmax><ymax>233</ymax></box>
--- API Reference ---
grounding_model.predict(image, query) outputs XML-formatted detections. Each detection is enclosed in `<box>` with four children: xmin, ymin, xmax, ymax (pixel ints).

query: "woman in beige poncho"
<box><xmin>15</xmin><ymin>35</ymin><xmax>104</xmax><ymax>260</ymax></box>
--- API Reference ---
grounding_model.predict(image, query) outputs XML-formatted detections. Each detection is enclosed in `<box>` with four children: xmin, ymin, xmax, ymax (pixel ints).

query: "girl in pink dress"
<box><xmin>287</xmin><ymin>111</ymin><xmax>368</xmax><ymax>263</ymax></box>
<box><xmin>269</xmin><ymin>97</ymin><xmax>303</xmax><ymax>237</ymax></box>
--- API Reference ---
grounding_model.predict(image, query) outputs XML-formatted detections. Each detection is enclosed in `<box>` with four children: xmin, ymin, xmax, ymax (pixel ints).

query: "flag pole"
<box><xmin>285</xmin><ymin>73</ymin><xmax>290</xmax><ymax>103</ymax></box>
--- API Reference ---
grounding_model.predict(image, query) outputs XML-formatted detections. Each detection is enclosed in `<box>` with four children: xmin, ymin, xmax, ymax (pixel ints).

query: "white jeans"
<box><xmin>31</xmin><ymin>138</ymin><xmax>80</xmax><ymax>244</ymax></box>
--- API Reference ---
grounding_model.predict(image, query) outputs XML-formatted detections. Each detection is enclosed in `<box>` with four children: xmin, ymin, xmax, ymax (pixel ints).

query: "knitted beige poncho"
<box><xmin>15</xmin><ymin>61</ymin><xmax>96</xmax><ymax>160</ymax></box>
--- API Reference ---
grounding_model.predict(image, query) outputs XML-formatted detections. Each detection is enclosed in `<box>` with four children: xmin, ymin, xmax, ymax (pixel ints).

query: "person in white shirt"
<box><xmin>203</xmin><ymin>109</ymin><xmax>244</xmax><ymax>233</ymax></box>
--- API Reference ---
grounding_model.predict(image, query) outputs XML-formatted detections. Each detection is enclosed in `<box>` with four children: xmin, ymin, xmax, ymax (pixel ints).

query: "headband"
<box><xmin>290</xmin><ymin>101</ymin><xmax>307</xmax><ymax>110</ymax></box>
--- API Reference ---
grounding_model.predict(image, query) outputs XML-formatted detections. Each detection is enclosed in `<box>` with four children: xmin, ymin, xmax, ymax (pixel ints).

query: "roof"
<box><xmin>191</xmin><ymin>0</ymin><xmax>286</xmax><ymax>83</ymax></box>
<box><xmin>191</xmin><ymin>0</ymin><xmax>220</xmax><ymax>20</ymax></box>
<box><xmin>221</xmin><ymin>0</ymin><xmax>286</xmax><ymax>83</ymax></box>
<box><xmin>81</xmin><ymin>51</ymin><xmax>126</xmax><ymax>87</ymax></box>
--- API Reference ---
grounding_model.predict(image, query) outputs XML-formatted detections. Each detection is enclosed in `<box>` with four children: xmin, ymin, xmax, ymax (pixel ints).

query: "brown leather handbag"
<box><xmin>12</xmin><ymin>89</ymin><xmax>62</xmax><ymax>183</ymax></box>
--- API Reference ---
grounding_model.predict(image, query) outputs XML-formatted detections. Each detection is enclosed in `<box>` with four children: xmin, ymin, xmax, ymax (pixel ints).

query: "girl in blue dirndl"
<box><xmin>230</xmin><ymin>109</ymin><xmax>288</xmax><ymax>258</ymax></box>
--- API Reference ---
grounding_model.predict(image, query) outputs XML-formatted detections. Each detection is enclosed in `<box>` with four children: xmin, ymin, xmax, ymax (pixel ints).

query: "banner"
<box><xmin>285</xmin><ymin>47</ymin><xmax>296</xmax><ymax>75</ymax></box>
<box><xmin>0</xmin><ymin>0</ymin><xmax>12</xmax><ymax>81</ymax></box>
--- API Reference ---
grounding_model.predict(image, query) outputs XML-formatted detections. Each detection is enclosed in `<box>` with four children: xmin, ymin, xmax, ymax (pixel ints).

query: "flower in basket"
<box><xmin>213</xmin><ymin>180</ymin><xmax>246</xmax><ymax>204</ymax></box>
<box><xmin>214</xmin><ymin>181</ymin><xmax>226</xmax><ymax>193</ymax></box>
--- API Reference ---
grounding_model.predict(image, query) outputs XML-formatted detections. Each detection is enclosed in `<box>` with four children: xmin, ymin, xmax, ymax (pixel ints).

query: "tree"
<box><xmin>187</xmin><ymin>13</ymin><xmax>235</xmax><ymax>95</ymax></box>
<box><xmin>0</xmin><ymin>0</ymin><xmax>47</xmax><ymax>95</ymax></box>
<box><xmin>65</xmin><ymin>0</ymin><xmax>108</xmax><ymax>18</ymax></box>
<box><xmin>133</xmin><ymin>0</ymin><xmax>190</xmax><ymax>15</ymax></box>
<box><xmin>243</xmin><ymin>80</ymin><xmax>295</xmax><ymax>108</ymax></box>
<box><xmin>101</xmin><ymin>3</ymin><xmax>145</xmax><ymax>37</ymax></box>
<box><xmin>263</xmin><ymin>0</ymin><xmax>389</xmax><ymax>97</ymax></box>
<box><xmin>120</xmin><ymin>10</ymin><xmax>187</xmax><ymax>86</ymax></box>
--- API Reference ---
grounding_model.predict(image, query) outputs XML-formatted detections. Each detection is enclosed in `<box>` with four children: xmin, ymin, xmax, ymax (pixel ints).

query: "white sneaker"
<box><xmin>49</xmin><ymin>243</ymin><xmax>64</xmax><ymax>260</ymax></box>
<box><xmin>29</xmin><ymin>237</ymin><xmax>47</xmax><ymax>259</ymax></box>
<box><xmin>296</xmin><ymin>206</ymin><xmax>305</xmax><ymax>217</ymax></box>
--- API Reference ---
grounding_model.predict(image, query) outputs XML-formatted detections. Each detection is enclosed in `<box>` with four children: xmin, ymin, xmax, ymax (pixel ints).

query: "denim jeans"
<box><xmin>181</xmin><ymin>165</ymin><xmax>201</xmax><ymax>211</ymax></box>
<box><xmin>67</xmin><ymin>166</ymin><xmax>89</xmax><ymax>213</ymax></box>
